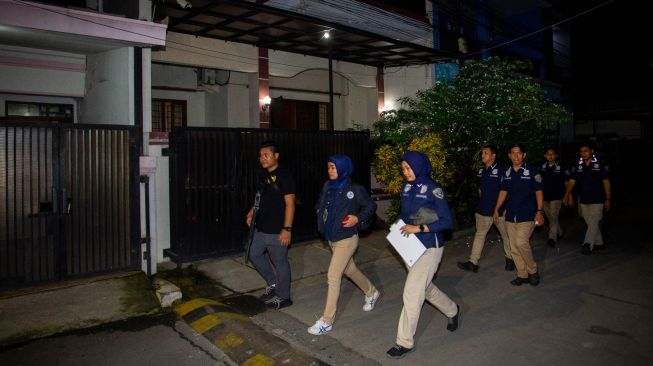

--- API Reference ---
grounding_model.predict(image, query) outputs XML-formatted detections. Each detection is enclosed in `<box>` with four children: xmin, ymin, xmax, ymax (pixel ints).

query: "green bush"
<box><xmin>372</xmin><ymin>58</ymin><xmax>570</xmax><ymax>227</ymax></box>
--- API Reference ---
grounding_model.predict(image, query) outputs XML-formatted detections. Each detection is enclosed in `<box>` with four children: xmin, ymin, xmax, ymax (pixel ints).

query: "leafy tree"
<box><xmin>372</xmin><ymin>58</ymin><xmax>570</xmax><ymax>227</ymax></box>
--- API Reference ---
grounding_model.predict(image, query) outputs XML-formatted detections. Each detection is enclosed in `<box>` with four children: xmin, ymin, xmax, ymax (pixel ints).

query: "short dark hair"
<box><xmin>579</xmin><ymin>141</ymin><xmax>594</xmax><ymax>150</ymax></box>
<box><xmin>508</xmin><ymin>143</ymin><xmax>526</xmax><ymax>153</ymax></box>
<box><xmin>544</xmin><ymin>146</ymin><xmax>558</xmax><ymax>154</ymax></box>
<box><xmin>482</xmin><ymin>145</ymin><xmax>498</xmax><ymax>156</ymax></box>
<box><xmin>260</xmin><ymin>140</ymin><xmax>278</xmax><ymax>154</ymax></box>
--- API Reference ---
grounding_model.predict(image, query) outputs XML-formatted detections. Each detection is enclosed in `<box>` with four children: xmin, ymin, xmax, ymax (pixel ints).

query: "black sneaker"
<box><xmin>504</xmin><ymin>258</ymin><xmax>515</xmax><ymax>271</ymax></box>
<box><xmin>529</xmin><ymin>272</ymin><xmax>540</xmax><ymax>286</ymax></box>
<box><xmin>510</xmin><ymin>277</ymin><xmax>529</xmax><ymax>286</ymax></box>
<box><xmin>457</xmin><ymin>261</ymin><xmax>479</xmax><ymax>273</ymax></box>
<box><xmin>447</xmin><ymin>304</ymin><xmax>461</xmax><ymax>331</ymax></box>
<box><xmin>581</xmin><ymin>243</ymin><xmax>591</xmax><ymax>255</ymax></box>
<box><xmin>546</xmin><ymin>239</ymin><xmax>556</xmax><ymax>248</ymax></box>
<box><xmin>259</xmin><ymin>284</ymin><xmax>276</xmax><ymax>302</ymax></box>
<box><xmin>386</xmin><ymin>345</ymin><xmax>412</xmax><ymax>359</ymax></box>
<box><xmin>266</xmin><ymin>296</ymin><xmax>293</xmax><ymax>310</ymax></box>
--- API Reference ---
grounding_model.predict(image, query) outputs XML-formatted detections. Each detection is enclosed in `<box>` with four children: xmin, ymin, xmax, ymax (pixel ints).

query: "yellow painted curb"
<box><xmin>190</xmin><ymin>313</ymin><xmax>222</xmax><ymax>334</ymax></box>
<box><xmin>215</xmin><ymin>333</ymin><xmax>244</xmax><ymax>349</ymax></box>
<box><xmin>174</xmin><ymin>298</ymin><xmax>219</xmax><ymax>317</ymax></box>
<box><xmin>189</xmin><ymin>312</ymin><xmax>250</xmax><ymax>334</ymax></box>
<box><xmin>242</xmin><ymin>353</ymin><xmax>275</xmax><ymax>366</ymax></box>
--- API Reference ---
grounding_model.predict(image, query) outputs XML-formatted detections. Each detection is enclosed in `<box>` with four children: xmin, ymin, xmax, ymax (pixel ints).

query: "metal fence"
<box><xmin>1</xmin><ymin>122</ymin><xmax>140</xmax><ymax>289</ymax></box>
<box><xmin>166</xmin><ymin>127</ymin><xmax>372</xmax><ymax>263</ymax></box>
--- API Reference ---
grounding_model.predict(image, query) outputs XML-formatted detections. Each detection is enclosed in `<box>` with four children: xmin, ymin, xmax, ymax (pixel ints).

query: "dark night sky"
<box><xmin>563</xmin><ymin>0</ymin><xmax>650</xmax><ymax>109</ymax></box>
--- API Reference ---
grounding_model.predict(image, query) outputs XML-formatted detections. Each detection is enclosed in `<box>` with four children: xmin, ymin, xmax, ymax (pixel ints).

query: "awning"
<box><xmin>157</xmin><ymin>0</ymin><xmax>454</xmax><ymax>67</ymax></box>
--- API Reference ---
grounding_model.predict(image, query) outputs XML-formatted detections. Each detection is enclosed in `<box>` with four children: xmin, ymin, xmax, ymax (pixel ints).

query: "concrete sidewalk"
<box><xmin>2</xmin><ymin>205</ymin><xmax>652</xmax><ymax>365</ymax></box>
<box><xmin>191</xmin><ymin>211</ymin><xmax>653</xmax><ymax>365</ymax></box>
<box><xmin>0</xmin><ymin>272</ymin><xmax>161</xmax><ymax>346</ymax></box>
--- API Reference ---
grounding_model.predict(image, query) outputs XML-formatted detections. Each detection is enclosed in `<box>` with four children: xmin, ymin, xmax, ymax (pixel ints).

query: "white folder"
<box><xmin>386</xmin><ymin>219</ymin><xmax>427</xmax><ymax>267</ymax></box>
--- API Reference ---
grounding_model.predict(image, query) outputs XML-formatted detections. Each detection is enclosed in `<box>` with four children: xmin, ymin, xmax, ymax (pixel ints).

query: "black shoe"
<box><xmin>266</xmin><ymin>297</ymin><xmax>293</xmax><ymax>310</ymax></box>
<box><xmin>457</xmin><ymin>261</ymin><xmax>479</xmax><ymax>273</ymax></box>
<box><xmin>593</xmin><ymin>245</ymin><xmax>605</xmax><ymax>251</ymax></box>
<box><xmin>259</xmin><ymin>284</ymin><xmax>276</xmax><ymax>302</ymax></box>
<box><xmin>529</xmin><ymin>272</ymin><xmax>540</xmax><ymax>286</ymax></box>
<box><xmin>504</xmin><ymin>258</ymin><xmax>515</xmax><ymax>271</ymax></box>
<box><xmin>386</xmin><ymin>345</ymin><xmax>413</xmax><ymax>359</ymax></box>
<box><xmin>510</xmin><ymin>277</ymin><xmax>529</xmax><ymax>286</ymax></box>
<box><xmin>447</xmin><ymin>304</ymin><xmax>461</xmax><ymax>331</ymax></box>
<box><xmin>546</xmin><ymin>239</ymin><xmax>556</xmax><ymax>248</ymax></box>
<box><xmin>581</xmin><ymin>243</ymin><xmax>591</xmax><ymax>255</ymax></box>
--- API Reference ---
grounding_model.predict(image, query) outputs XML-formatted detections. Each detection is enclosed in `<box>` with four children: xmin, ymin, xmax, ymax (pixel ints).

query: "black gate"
<box><xmin>0</xmin><ymin>122</ymin><xmax>140</xmax><ymax>289</ymax></box>
<box><xmin>166</xmin><ymin>128</ymin><xmax>371</xmax><ymax>263</ymax></box>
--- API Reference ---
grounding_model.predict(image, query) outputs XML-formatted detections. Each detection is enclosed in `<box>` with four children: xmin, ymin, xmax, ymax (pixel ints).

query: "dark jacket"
<box><xmin>399</xmin><ymin>180</ymin><xmax>453</xmax><ymax>248</ymax></box>
<box><xmin>316</xmin><ymin>179</ymin><xmax>377</xmax><ymax>242</ymax></box>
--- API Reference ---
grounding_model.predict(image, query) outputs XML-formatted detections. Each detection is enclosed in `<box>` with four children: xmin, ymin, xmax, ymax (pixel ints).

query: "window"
<box><xmin>318</xmin><ymin>103</ymin><xmax>329</xmax><ymax>130</ymax></box>
<box><xmin>152</xmin><ymin>99</ymin><xmax>187</xmax><ymax>132</ymax></box>
<box><xmin>5</xmin><ymin>101</ymin><xmax>74</xmax><ymax>123</ymax></box>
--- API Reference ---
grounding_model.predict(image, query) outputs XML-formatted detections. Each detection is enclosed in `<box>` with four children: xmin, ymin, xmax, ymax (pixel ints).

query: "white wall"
<box><xmin>0</xmin><ymin>45</ymin><xmax>85</xmax><ymax>98</ymax></box>
<box><xmin>152</xmin><ymin>32</ymin><xmax>258</xmax><ymax>72</ymax></box>
<box><xmin>269</xmin><ymin>68</ymin><xmax>377</xmax><ymax>130</ymax></box>
<box><xmin>226</xmin><ymin>83</ymin><xmax>252</xmax><ymax>128</ymax></box>
<box><xmin>269</xmin><ymin>49</ymin><xmax>377</xmax><ymax>87</ymax></box>
<box><xmin>383</xmin><ymin>65</ymin><xmax>434</xmax><ymax>110</ymax></box>
<box><xmin>151</xmin><ymin>89</ymin><xmax>207</xmax><ymax>126</ymax></box>
<box><xmin>82</xmin><ymin>47</ymin><xmax>134</xmax><ymax>124</ymax></box>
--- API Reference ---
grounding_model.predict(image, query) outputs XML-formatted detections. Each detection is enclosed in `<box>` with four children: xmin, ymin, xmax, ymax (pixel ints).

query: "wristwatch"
<box><xmin>283</xmin><ymin>226</ymin><xmax>292</xmax><ymax>232</ymax></box>
<box><xmin>419</xmin><ymin>224</ymin><xmax>425</xmax><ymax>232</ymax></box>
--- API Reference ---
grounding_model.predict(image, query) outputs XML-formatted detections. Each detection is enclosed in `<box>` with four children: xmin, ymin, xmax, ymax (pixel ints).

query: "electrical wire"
<box><xmin>465</xmin><ymin>0</ymin><xmax>616</xmax><ymax>58</ymax></box>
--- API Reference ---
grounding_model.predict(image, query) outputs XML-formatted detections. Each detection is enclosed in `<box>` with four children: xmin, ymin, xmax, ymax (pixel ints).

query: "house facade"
<box><xmin>2</xmin><ymin>0</ymin><xmax>571</xmax><ymax>286</ymax></box>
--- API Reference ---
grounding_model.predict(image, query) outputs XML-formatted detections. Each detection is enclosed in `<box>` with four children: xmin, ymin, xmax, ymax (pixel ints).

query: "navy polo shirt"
<box><xmin>539</xmin><ymin>162</ymin><xmax>570</xmax><ymax>201</ymax></box>
<box><xmin>476</xmin><ymin>162</ymin><xmax>504</xmax><ymax>216</ymax></box>
<box><xmin>500</xmin><ymin>164</ymin><xmax>543</xmax><ymax>223</ymax></box>
<box><xmin>400</xmin><ymin>180</ymin><xmax>453</xmax><ymax>249</ymax></box>
<box><xmin>570</xmin><ymin>159</ymin><xmax>609</xmax><ymax>204</ymax></box>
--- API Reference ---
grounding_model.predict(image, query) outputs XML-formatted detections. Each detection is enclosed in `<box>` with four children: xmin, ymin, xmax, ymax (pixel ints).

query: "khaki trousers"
<box><xmin>506</xmin><ymin>221</ymin><xmax>537</xmax><ymax>278</ymax></box>
<box><xmin>323</xmin><ymin>235</ymin><xmax>375</xmax><ymax>324</ymax></box>
<box><xmin>579</xmin><ymin>203</ymin><xmax>604</xmax><ymax>248</ymax></box>
<box><xmin>543</xmin><ymin>200</ymin><xmax>563</xmax><ymax>240</ymax></box>
<box><xmin>396</xmin><ymin>247</ymin><xmax>457</xmax><ymax>349</ymax></box>
<box><xmin>469</xmin><ymin>214</ymin><xmax>511</xmax><ymax>264</ymax></box>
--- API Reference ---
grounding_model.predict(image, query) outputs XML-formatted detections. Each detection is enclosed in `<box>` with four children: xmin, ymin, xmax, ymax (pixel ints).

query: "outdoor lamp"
<box><xmin>261</xmin><ymin>96</ymin><xmax>271</xmax><ymax>112</ymax></box>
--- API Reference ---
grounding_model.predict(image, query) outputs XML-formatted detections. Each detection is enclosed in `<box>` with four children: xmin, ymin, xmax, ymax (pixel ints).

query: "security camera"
<box><xmin>176</xmin><ymin>0</ymin><xmax>192</xmax><ymax>9</ymax></box>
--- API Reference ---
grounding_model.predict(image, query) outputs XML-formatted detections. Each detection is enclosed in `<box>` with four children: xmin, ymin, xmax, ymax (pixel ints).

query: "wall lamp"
<box><xmin>261</xmin><ymin>95</ymin><xmax>271</xmax><ymax>112</ymax></box>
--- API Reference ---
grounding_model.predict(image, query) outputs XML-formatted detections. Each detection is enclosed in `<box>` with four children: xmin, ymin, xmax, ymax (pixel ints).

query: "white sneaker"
<box><xmin>363</xmin><ymin>290</ymin><xmax>380</xmax><ymax>311</ymax></box>
<box><xmin>307</xmin><ymin>317</ymin><xmax>332</xmax><ymax>335</ymax></box>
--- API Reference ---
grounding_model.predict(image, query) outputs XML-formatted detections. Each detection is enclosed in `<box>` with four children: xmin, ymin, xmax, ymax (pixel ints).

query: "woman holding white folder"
<box><xmin>386</xmin><ymin>151</ymin><xmax>461</xmax><ymax>359</ymax></box>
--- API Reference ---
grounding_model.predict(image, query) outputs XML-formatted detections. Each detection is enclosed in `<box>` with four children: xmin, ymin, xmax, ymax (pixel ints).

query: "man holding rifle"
<box><xmin>246</xmin><ymin>141</ymin><xmax>296</xmax><ymax>310</ymax></box>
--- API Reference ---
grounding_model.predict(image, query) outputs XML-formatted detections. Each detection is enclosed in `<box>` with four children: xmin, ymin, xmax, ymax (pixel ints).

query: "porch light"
<box><xmin>261</xmin><ymin>96</ymin><xmax>271</xmax><ymax>112</ymax></box>
<box><xmin>379</xmin><ymin>103</ymin><xmax>394</xmax><ymax>113</ymax></box>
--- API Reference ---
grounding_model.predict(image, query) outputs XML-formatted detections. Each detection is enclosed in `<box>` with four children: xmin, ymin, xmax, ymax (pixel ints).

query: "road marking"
<box><xmin>216</xmin><ymin>333</ymin><xmax>244</xmax><ymax>349</ymax></box>
<box><xmin>175</xmin><ymin>298</ymin><xmax>219</xmax><ymax>317</ymax></box>
<box><xmin>242</xmin><ymin>353</ymin><xmax>275</xmax><ymax>366</ymax></box>
<box><xmin>191</xmin><ymin>313</ymin><xmax>222</xmax><ymax>334</ymax></box>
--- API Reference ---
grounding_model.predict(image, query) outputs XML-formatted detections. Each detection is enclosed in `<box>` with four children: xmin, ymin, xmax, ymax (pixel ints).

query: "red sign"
<box><xmin>149</xmin><ymin>131</ymin><xmax>169</xmax><ymax>145</ymax></box>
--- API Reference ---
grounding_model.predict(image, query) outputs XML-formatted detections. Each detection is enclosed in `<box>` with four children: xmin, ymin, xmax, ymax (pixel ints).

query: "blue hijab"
<box><xmin>401</xmin><ymin>151</ymin><xmax>433</xmax><ymax>185</ymax></box>
<box><xmin>328</xmin><ymin>154</ymin><xmax>353</xmax><ymax>188</ymax></box>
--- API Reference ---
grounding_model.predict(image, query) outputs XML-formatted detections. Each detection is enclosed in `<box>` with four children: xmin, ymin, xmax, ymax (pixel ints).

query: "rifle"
<box><xmin>245</xmin><ymin>190</ymin><xmax>262</xmax><ymax>264</ymax></box>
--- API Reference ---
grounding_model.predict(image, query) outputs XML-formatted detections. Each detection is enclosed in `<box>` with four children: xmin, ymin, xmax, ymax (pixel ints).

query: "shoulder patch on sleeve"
<box><xmin>534</xmin><ymin>173</ymin><xmax>543</xmax><ymax>183</ymax></box>
<box><xmin>432</xmin><ymin>187</ymin><xmax>444</xmax><ymax>199</ymax></box>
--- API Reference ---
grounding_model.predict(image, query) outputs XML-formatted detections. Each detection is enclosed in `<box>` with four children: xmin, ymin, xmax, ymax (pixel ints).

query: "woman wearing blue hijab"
<box><xmin>387</xmin><ymin>151</ymin><xmax>461</xmax><ymax>359</ymax></box>
<box><xmin>308</xmin><ymin>155</ymin><xmax>379</xmax><ymax>336</ymax></box>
